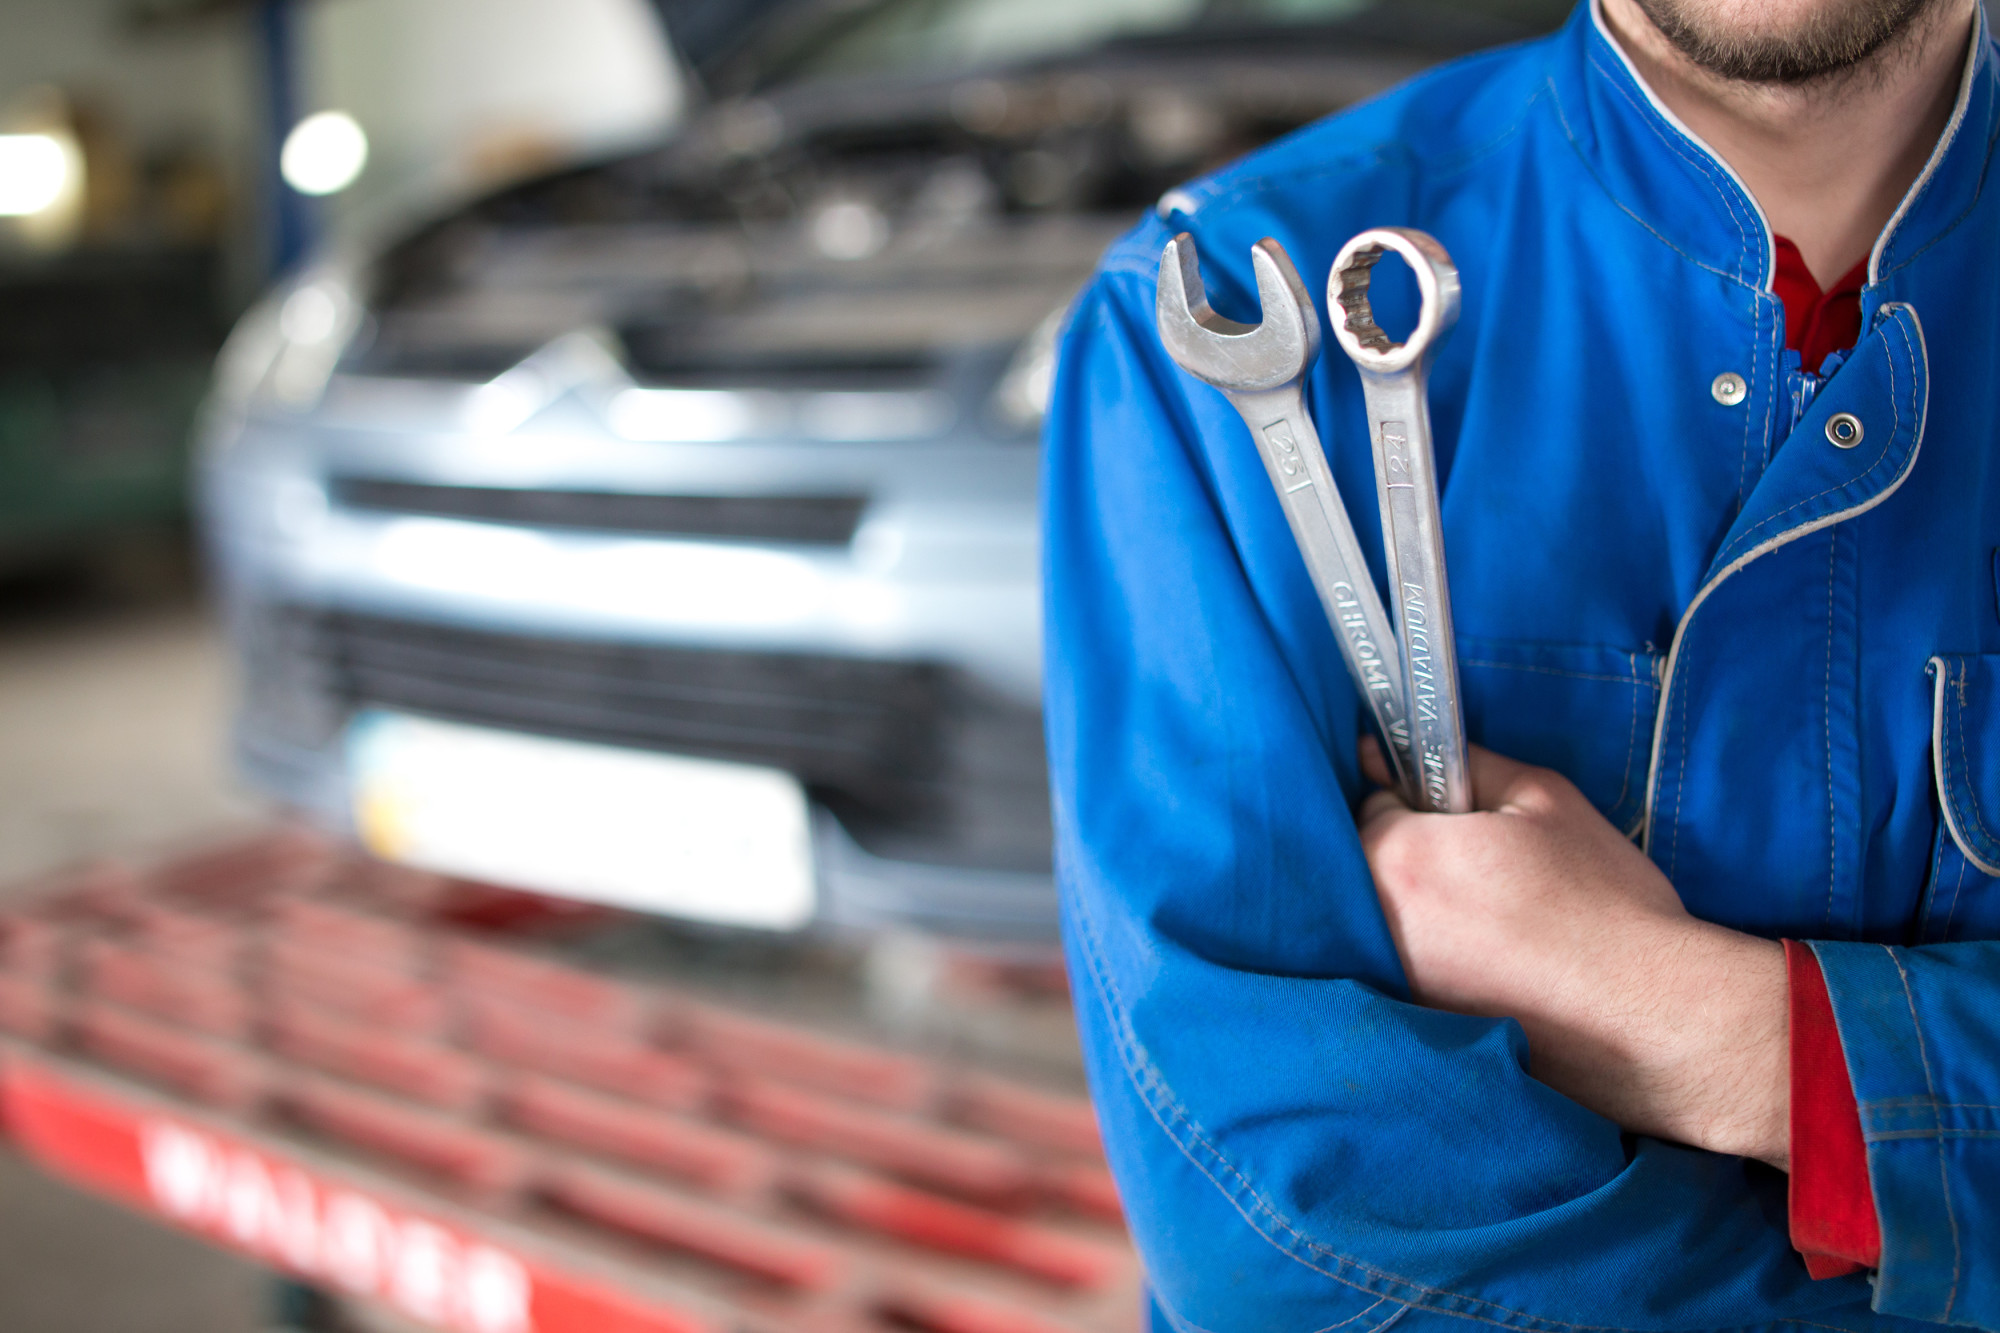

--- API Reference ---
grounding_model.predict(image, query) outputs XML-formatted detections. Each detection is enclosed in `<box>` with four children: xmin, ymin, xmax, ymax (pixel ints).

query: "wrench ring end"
<box><xmin>1328</xmin><ymin>228</ymin><xmax>1461</xmax><ymax>375</ymax></box>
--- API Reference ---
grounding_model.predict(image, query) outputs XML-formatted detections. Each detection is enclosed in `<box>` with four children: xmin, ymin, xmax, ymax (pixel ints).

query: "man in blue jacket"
<box><xmin>1043</xmin><ymin>0</ymin><xmax>2000</xmax><ymax>1327</ymax></box>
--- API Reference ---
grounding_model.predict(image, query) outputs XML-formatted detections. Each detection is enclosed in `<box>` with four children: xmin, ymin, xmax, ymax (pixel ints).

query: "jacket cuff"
<box><xmin>1810</xmin><ymin>940</ymin><xmax>1962</xmax><ymax>1323</ymax></box>
<box><xmin>1785</xmin><ymin>940</ymin><xmax>1880</xmax><ymax>1278</ymax></box>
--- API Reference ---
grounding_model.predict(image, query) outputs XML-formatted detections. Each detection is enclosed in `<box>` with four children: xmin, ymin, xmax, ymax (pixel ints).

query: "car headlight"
<box><xmin>265</xmin><ymin>271</ymin><xmax>364</xmax><ymax>409</ymax></box>
<box><xmin>208</xmin><ymin>288</ymin><xmax>286</xmax><ymax>409</ymax></box>
<box><xmin>208</xmin><ymin>265</ymin><xmax>364</xmax><ymax>421</ymax></box>
<box><xmin>990</xmin><ymin>299</ymin><xmax>1072</xmax><ymax>434</ymax></box>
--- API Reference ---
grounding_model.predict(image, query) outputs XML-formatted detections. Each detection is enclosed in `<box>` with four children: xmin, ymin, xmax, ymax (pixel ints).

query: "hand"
<box><xmin>1357</xmin><ymin>739</ymin><xmax>1789</xmax><ymax>1167</ymax></box>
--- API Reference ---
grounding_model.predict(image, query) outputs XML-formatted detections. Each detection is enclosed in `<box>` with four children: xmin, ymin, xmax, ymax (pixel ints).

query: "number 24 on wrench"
<box><xmin>1155</xmin><ymin>228</ymin><xmax>1471</xmax><ymax>814</ymax></box>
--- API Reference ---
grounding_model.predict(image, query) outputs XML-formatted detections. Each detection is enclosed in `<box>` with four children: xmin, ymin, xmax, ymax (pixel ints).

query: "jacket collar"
<box><xmin>1547</xmin><ymin>0</ymin><xmax>1994</xmax><ymax>294</ymax></box>
<box><xmin>1869</xmin><ymin>5</ymin><xmax>1995</xmax><ymax>283</ymax></box>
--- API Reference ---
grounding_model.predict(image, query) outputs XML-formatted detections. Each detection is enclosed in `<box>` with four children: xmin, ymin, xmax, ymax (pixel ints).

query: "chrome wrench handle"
<box><xmin>1223</xmin><ymin>381</ymin><xmax>1413</xmax><ymax>777</ymax></box>
<box><xmin>1157</xmin><ymin>234</ymin><xmax>1416</xmax><ymax>800</ymax></box>
<box><xmin>1328</xmin><ymin>228</ymin><xmax>1470</xmax><ymax>814</ymax></box>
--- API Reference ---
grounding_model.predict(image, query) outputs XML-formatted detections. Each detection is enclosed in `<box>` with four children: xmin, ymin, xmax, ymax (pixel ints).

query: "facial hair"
<box><xmin>1628</xmin><ymin>0</ymin><xmax>1945</xmax><ymax>84</ymax></box>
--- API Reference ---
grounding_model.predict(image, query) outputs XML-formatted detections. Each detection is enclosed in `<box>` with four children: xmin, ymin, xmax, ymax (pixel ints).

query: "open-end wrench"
<box><xmin>1157</xmin><ymin>233</ymin><xmax>1416</xmax><ymax>800</ymax></box>
<box><xmin>1327</xmin><ymin>228</ymin><xmax>1470</xmax><ymax>814</ymax></box>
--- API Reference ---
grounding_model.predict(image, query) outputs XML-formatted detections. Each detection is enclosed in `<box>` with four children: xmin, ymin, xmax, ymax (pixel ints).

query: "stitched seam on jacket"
<box><xmin>1932</xmin><ymin>657</ymin><xmax>2000</xmax><ymax>874</ymax></box>
<box><xmin>1875</xmin><ymin>115</ymin><xmax>2000</xmax><ymax>280</ymax></box>
<box><xmin>1615</xmin><ymin>656</ymin><xmax>1643</xmax><ymax>820</ymax></box>
<box><xmin>1920</xmin><ymin>827</ymin><xmax>1949</xmax><ymax>942</ymax></box>
<box><xmin>1666</xmin><ymin>617</ymin><xmax>1695</xmax><ymax>880</ymax></box>
<box><xmin>1755</xmin><ymin>295</ymin><xmax>1777</xmax><ymax>514</ymax></box>
<box><xmin>1734</xmin><ymin>340</ymin><xmax>1749</xmax><ymax>509</ymax></box>
<box><xmin>1458</xmin><ymin>659</ymin><xmax>1646</xmax><ymax>685</ymax></box>
<box><xmin>1949</xmin><ymin>659</ymin><xmax>2000</xmax><ymax>853</ymax></box>
<box><xmin>1713</xmin><ymin>316</ymin><xmax>1913</xmax><ymax>568</ymax></box>
<box><xmin>1315</xmin><ymin>1296</ymin><xmax>1392</xmax><ymax>1332</ymax></box>
<box><xmin>1928</xmin><ymin>676</ymin><xmax>2000</xmax><ymax>881</ymax></box>
<box><xmin>1360</xmin><ymin>1305</ymin><xmax>1413</xmax><ymax>1333</ymax></box>
<box><xmin>1943</xmin><ymin>843</ymin><xmax>1971</xmax><ymax>939</ymax></box>
<box><xmin>1743</xmin><ymin>290</ymin><xmax>1781</xmax><ymax>516</ymax></box>
<box><xmin>1069</xmin><ymin>889</ymin><xmax>1865</xmax><ymax>1333</ymax></box>
<box><xmin>1886</xmin><ymin>944</ymin><xmax>1962</xmax><ymax>1320</ymax></box>
<box><xmin>1545</xmin><ymin>78</ymin><xmax>1743</xmax><ymax>285</ymax></box>
<box><xmin>1824</xmin><ymin>529</ymin><xmax>1838</xmax><ymax>933</ymax></box>
<box><xmin>1645</xmin><ymin>307</ymin><xmax>1923</xmax><ymax>872</ymax></box>
<box><xmin>1584</xmin><ymin>48</ymin><xmax>1755</xmax><ymax>281</ymax></box>
<box><xmin>1733</xmin><ymin>300</ymin><xmax>1755</xmax><ymax>513</ymax></box>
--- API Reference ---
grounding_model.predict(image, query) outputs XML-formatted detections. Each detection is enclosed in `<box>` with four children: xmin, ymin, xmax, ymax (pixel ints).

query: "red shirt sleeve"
<box><xmin>1785</xmin><ymin>939</ymin><xmax>1881</xmax><ymax>1277</ymax></box>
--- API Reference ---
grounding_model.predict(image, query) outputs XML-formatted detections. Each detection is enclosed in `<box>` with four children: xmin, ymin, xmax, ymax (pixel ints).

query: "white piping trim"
<box><xmin>1929</xmin><ymin>655</ymin><xmax>2000</xmax><ymax>876</ymax></box>
<box><xmin>1640</xmin><ymin>306</ymin><xmax>1930</xmax><ymax>852</ymax></box>
<box><xmin>1869</xmin><ymin>3</ymin><xmax>1986</xmax><ymax>284</ymax></box>
<box><xmin>1587</xmin><ymin>0</ymin><xmax>1776</xmax><ymax>292</ymax></box>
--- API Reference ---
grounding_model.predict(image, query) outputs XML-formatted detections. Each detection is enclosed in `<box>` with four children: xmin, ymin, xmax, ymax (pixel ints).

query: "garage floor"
<box><xmin>0</xmin><ymin>580</ymin><xmax>273</xmax><ymax>1332</ymax></box>
<box><xmin>0</xmin><ymin>593</ymin><xmax>263</xmax><ymax>885</ymax></box>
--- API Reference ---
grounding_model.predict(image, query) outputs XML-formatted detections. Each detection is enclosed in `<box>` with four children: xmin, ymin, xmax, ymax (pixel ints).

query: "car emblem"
<box><xmin>462</xmin><ymin>329</ymin><xmax>632</xmax><ymax>435</ymax></box>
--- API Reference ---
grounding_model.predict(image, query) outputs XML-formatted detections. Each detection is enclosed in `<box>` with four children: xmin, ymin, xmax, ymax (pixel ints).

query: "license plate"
<box><xmin>346</xmin><ymin>710</ymin><xmax>816</xmax><ymax>930</ymax></box>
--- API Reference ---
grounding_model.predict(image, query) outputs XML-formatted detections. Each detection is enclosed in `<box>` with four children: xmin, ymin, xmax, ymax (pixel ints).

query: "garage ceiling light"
<box><xmin>0</xmin><ymin>135</ymin><xmax>71</xmax><ymax>217</ymax></box>
<box><xmin>281</xmin><ymin>111</ymin><xmax>369</xmax><ymax>196</ymax></box>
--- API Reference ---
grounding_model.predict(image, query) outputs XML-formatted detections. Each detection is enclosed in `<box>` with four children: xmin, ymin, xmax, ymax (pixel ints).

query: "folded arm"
<box><xmin>1044</xmin><ymin>258</ymin><xmax>1863</xmax><ymax>1332</ymax></box>
<box><xmin>1354</xmin><ymin>737</ymin><xmax>1790</xmax><ymax>1168</ymax></box>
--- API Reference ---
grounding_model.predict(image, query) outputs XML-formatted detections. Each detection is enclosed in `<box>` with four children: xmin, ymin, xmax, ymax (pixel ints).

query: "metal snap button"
<box><xmin>1711</xmin><ymin>372</ymin><xmax>1747</xmax><ymax>406</ymax></box>
<box><xmin>1825</xmin><ymin>412</ymin><xmax>1864</xmax><ymax>449</ymax></box>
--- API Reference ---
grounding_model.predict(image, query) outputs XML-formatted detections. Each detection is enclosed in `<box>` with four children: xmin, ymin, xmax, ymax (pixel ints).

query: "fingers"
<box><xmin>1362</xmin><ymin>737</ymin><xmax>1569</xmax><ymax>816</ymax></box>
<box><xmin>1355</xmin><ymin>736</ymin><xmax>1411</xmax><ymax>837</ymax></box>
<box><xmin>1466</xmin><ymin>744</ymin><xmax>1565</xmax><ymax>813</ymax></box>
<box><xmin>1356</xmin><ymin>787</ymin><xmax>1409</xmax><ymax>843</ymax></box>
<box><xmin>1358</xmin><ymin>734</ymin><xmax>1395</xmax><ymax>790</ymax></box>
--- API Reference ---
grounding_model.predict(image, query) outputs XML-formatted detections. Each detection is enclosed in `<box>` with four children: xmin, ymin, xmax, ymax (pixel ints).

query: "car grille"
<box><xmin>329</xmin><ymin>478</ymin><xmax>868</xmax><ymax>546</ymax></box>
<box><xmin>266</xmin><ymin>609</ymin><xmax>1051</xmax><ymax>872</ymax></box>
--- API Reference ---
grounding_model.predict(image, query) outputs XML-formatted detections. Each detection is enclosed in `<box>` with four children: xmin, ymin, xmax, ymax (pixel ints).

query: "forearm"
<box><xmin>1357</xmin><ymin>740</ymin><xmax>1791</xmax><ymax>1167</ymax></box>
<box><xmin>1526</xmin><ymin>920</ymin><xmax>1789</xmax><ymax>1168</ymax></box>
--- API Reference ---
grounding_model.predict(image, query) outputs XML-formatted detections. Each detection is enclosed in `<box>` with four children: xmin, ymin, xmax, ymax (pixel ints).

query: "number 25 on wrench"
<box><xmin>1328</xmin><ymin>228</ymin><xmax>1471</xmax><ymax>814</ymax></box>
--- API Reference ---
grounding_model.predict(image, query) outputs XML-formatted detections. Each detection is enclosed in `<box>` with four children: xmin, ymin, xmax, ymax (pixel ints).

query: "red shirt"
<box><xmin>1773</xmin><ymin>236</ymin><xmax>1868</xmax><ymax>374</ymax></box>
<box><xmin>1769</xmin><ymin>234</ymin><xmax>1880</xmax><ymax>1277</ymax></box>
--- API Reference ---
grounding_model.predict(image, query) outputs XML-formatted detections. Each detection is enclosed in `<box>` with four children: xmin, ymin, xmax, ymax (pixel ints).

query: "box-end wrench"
<box><xmin>1327</xmin><ymin>228</ymin><xmax>1470</xmax><ymax>814</ymax></box>
<box><xmin>1156</xmin><ymin>233</ymin><xmax>1416</xmax><ymax>801</ymax></box>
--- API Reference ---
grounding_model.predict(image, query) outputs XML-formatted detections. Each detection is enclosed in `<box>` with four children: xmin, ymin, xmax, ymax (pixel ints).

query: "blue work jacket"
<box><xmin>1042</xmin><ymin>2</ymin><xmax>2000</xmax><ymax>1329</ymax></box>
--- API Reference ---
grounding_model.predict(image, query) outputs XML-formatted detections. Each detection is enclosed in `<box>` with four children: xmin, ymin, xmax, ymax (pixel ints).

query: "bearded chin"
<box><xmin>1629</xmin><ymin>0</ymin><xmax>1943</xmax><ymax>83</ymax></box>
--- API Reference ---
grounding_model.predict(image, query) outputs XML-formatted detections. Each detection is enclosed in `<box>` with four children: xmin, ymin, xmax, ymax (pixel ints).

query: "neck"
<box><xmin>1598</xmin><ymin>0</ymin><xmax>1976</xmax><ymax>285</ymax></box>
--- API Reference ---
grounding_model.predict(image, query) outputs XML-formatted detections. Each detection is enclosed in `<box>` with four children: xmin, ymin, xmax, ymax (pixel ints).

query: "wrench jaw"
<box><xmin>1153</xmin><ymin>233</ymin><xmax>1420</xmax><ymax>803</ymax></box>
<box><xmin>1328</xmin><ymin>228</ymin><xmax>1473</xmax><ymax>815</ymax></box>
<box><xmin>1155</xmin><ymin>233</ymin><xmax>1319</xmax><ymax>394</ymax></box>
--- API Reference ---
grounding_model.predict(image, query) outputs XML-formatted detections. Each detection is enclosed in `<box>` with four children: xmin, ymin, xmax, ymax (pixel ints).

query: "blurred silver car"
<box><xmin>197</xmin><ymin>0</ymin><xmax>1567</xmax><ymax>944</ymax></box>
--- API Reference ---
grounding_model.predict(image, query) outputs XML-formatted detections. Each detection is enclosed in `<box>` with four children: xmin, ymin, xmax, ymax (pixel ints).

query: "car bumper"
<box><xmin>202</xmin><ymin>403</ymin><xmax>1056</xmax><ymax>944</ymax></box>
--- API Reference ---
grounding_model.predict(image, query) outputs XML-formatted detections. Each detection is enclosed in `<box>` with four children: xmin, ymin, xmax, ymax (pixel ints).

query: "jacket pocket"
<box><xmin>1922</xmin><ymin>654</ymin><xmax>2000</xmax><ymax>940</ymax></box>
<box><xmin>1457</xmin><ymin>637</ymin><xmax>1662</xmax><ymax>834</ymax></box>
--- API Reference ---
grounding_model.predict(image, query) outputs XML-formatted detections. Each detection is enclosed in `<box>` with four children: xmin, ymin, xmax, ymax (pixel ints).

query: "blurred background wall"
<box><xmin>0</xmin><ymin>0</ymin><xmax>680</xmax><ymax>283</ymax></box>
<box><xmin>0</xmin><ymin>0</ymin><xmax>252</xmax><ymax>279</ymax></box>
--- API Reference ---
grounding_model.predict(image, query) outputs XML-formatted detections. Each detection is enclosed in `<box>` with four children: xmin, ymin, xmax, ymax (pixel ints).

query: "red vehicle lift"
<box><xmin>0</xmin><ymin>830</ymin><xmax>1139</xmax><ymax>1333</ymax></box>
